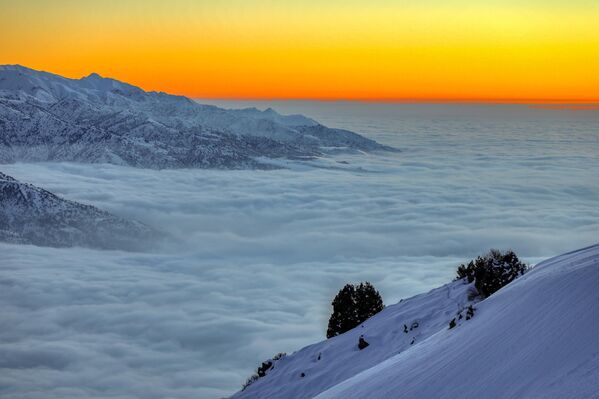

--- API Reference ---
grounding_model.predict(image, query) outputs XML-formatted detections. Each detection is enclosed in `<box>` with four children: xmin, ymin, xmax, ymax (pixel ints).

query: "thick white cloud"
<box><xmin>1</xmin><ymin>103</ymin><xmax>598</xmax><ymax>398</ymax></box>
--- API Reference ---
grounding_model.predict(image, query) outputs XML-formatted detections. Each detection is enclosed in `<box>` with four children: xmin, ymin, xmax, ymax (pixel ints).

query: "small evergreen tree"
<box><xmin>327</xmin><ymin>284</ymin><xmax>357</xmax><ymax>339</ymax></box>
<box><xmin>326</xmin><ymin>282</ymin><xmax>384</xmax><ymax>338</ymax></box>
<box><xmin>456</xmin><ymin>249</ymin><xmax>528</xmax><ymax>298</ymax></box>
<box><xmin>355</xmin><ymin>282</ymin><xmax>385</xmax><ymax>323</ymax></box>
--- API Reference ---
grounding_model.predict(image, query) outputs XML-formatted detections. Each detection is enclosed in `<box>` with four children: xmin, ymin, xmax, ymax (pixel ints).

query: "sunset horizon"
<box><xmin>2</xmin><ymin>1</ymin><xmax>599</xmax><ymax>102</ymax></box>
<box><xmin>5</xmin><ymin>63</ymin><xmax>599</xmax><ymax>104</ymax></box>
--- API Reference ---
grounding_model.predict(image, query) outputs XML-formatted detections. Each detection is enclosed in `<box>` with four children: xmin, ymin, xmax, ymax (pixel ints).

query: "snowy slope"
<box><xmin>232</xmin><ymin>277</ymin><xmax>479</xmax><ymax>399</ymax></box>
<box><xmin>233</xmin><ymin>245</ymin><xmax>599</xmax><ymax>399</ymax></box>
<box><xmin>0</xmin><ymin>171</ymin><xmax>159</xmax><ymax>250</ymax></box>
<box><xmin>0</xmin><ymin>65</ymin><xmax>394</xmax><ymax>169</ymax></box>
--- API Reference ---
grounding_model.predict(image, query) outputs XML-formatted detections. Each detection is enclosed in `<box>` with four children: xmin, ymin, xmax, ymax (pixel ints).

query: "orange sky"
<box><xmin>1</xmin><ymin>1</ymin><xmax>599</xmax><ymax>101</ymax></box>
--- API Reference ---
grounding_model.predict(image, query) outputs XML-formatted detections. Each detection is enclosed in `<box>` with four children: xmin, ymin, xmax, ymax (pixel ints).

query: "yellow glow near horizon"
<box><xmin>1</xmin><ymin>1</ymin><xmax>599</xmax><ymax>101</ymax></box>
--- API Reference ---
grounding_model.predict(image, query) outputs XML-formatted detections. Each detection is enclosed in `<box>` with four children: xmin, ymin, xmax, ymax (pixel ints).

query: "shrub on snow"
<box><xmin>241</xmin><ymin>353</ymin><xmax>286</xmax><ymax>391</ymax></box>
<box><xmin>456</xmin><ymin>249</ymin><xmax>528</xmax><ymax>298</ymax></box>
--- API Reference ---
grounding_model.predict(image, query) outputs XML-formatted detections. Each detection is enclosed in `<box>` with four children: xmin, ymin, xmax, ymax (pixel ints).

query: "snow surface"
<box><xmin>234</xmin><ymin>244</ymin><xmax>599</xmax><ymax>399</ymax></box>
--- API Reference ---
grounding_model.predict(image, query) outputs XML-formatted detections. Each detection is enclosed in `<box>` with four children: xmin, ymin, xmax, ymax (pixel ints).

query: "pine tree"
<box><xmin>355</xmin><ymin>282</ymin><xmax>384</xmax><ymax>323</ymax></box>
<box><xmin>326</xmin><ymin>282</ymin><xmax>384</xmax><ymax>338</ymax></box>
<box><xmin>327</xmin><ymin>284</ymin><xmax>358</xmax><ymax>338</ymax></box>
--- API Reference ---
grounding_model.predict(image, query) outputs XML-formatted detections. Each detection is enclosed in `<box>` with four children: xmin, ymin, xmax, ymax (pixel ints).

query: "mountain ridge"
<box><xmin>0</xmin><ymin>170</ymin><xmax>160</xmax><ymax>250</ymax></box>
<box><xmin>0</xmin><ymin>65</ymin><xmax>395</xmax><ymax>169</ymax></box>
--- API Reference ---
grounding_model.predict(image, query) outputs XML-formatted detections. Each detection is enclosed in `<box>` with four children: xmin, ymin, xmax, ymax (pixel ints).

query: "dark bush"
<box><xmin>256</xmin><ymin>361</ymin><xmax>272</xmax><ymax>378</ymax></box>
<box><xmin>456</xmin><ymin>249</ymin><xmax>528</xmax><ymax>298</ymax></box>
<box><xmin>466</xmin><ymin>305</ymin><xmax>475</xmax><ymax>320</ymax></box>
<box><xmin>241</xmin><ymin>374</ymin><xmax>259</xmax><ymax>391</ymax></box>
<box><xmin>241</xmin><ymin>352</ymin><xmax>287</xmax><ymax>391</ymax></box>
<box><xmin>449</xmin><ymin>318</ymin><xmax>456</xmax><ymax>329</ymax></box>
<box><xmin>326</xmin><ymin>282</ymin><xmax>384</xmax><ymax>338</ymax></box>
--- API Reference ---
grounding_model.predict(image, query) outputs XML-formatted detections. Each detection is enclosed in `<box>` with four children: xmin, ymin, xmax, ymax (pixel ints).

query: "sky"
<box><xmin>1</xmin><ymin>103</ymin><xmax>599</xmax><ymax>397</ymax></box>
<box><xmin>1</xmin><ymin>0</ymin><xmax>599</xmax><ymax>101</ymax></box>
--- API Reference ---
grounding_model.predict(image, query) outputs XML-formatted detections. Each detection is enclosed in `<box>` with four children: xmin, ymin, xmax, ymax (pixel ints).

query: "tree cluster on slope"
<box><xmin>327</xmin><ymin>282</ymin><xmax>384</xmax><ymax>339</ymax></box>
<box><xmin>456</xmin><ymin>249</ymin><xmax>528</xmax><ymax>298</ymax></box>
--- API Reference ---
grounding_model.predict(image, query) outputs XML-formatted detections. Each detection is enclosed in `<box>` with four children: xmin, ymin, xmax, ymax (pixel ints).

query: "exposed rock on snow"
<box><xmin>233</xmin><ymin>244</ymin><xmax>599</xmax><ymax>399</ymax></box>
<box><xmin>0</xmin><ymin>171</ymin><xmax>159</xmax><ymax>250</ymax></box>
<box><xmin>0</xmin><ymin>65</ymin><xmax>395</xmax><ymax>169</ymax></box>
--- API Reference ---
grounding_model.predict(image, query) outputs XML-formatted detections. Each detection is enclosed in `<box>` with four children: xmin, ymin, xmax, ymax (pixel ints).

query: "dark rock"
<box><xmin>358</xmin><ymin>335</ymin><xmax>370</xmax><ymax>350</ymax></box>
<box><xmin>449</xmin><ymin>318</ymin><xmax>457</xmax><ymax>329</ymax></box>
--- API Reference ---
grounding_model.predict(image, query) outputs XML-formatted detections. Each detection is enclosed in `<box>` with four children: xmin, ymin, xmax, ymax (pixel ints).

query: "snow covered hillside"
<box><xmin>0</xmin><ymin>171</ymin><xmax>159</xmax><ymax>249</ymax></box>
<box><xmin>233</xmin><ymin>244</ymin><xmax>599</xmax><ymax>399</ymax></box>
<box><xmin>0</xmin><ymin>65</ymin><xmax>394</xmax><ymax>169</ymax></box>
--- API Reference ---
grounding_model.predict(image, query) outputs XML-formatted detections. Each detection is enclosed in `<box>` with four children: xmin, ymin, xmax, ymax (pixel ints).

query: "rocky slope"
<box><xmin>0</xmin><ymin>171</ymin><xmax>159</xmax><ymax>250</ymax></box>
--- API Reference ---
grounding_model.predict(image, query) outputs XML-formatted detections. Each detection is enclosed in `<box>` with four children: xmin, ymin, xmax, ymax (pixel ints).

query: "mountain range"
<box><xmin>0</xmin><ymin>65</ymin><xmax>394</xmax><ymax>169</ymax></box>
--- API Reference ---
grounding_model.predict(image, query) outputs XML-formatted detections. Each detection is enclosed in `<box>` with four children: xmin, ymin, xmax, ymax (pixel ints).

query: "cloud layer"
<box><xmin>1</xmin><ymin>103</ymin><xmax>598</xmax><ymax>398</ymax></box>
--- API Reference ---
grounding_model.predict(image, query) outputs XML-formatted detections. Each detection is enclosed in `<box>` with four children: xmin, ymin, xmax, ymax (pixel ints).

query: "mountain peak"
<box><xmin>83</xmin><ymin>72</ymin><xmax>103</xmax><ymax>80</ymax></box>
<box><xmin>77</xmin><ymin>71</ymin><xmax>145</xmax><ymax>96</ymax></box>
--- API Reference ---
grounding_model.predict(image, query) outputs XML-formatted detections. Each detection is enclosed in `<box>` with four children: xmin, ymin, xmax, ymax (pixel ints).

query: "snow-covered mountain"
<box><xmin>0</xmin><ymin>65</ymin><xmax>394</xmax><ymax>169</ymax></box>
<box><xmin>232</xmin><ymin>244</ymin><xmax>599</xmax><ymax>399</ymax></box>
<box><xmin>0</xmin><ymin>171</ymin><xmax>159</xmax><ymax>250</ymax></box>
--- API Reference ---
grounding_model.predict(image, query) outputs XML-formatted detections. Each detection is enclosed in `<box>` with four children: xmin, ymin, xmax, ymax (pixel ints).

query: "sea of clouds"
<box><xmin>1</xmin><ymin>103</ymin><xmax>598</xmax><ymax>398</ymax></box>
